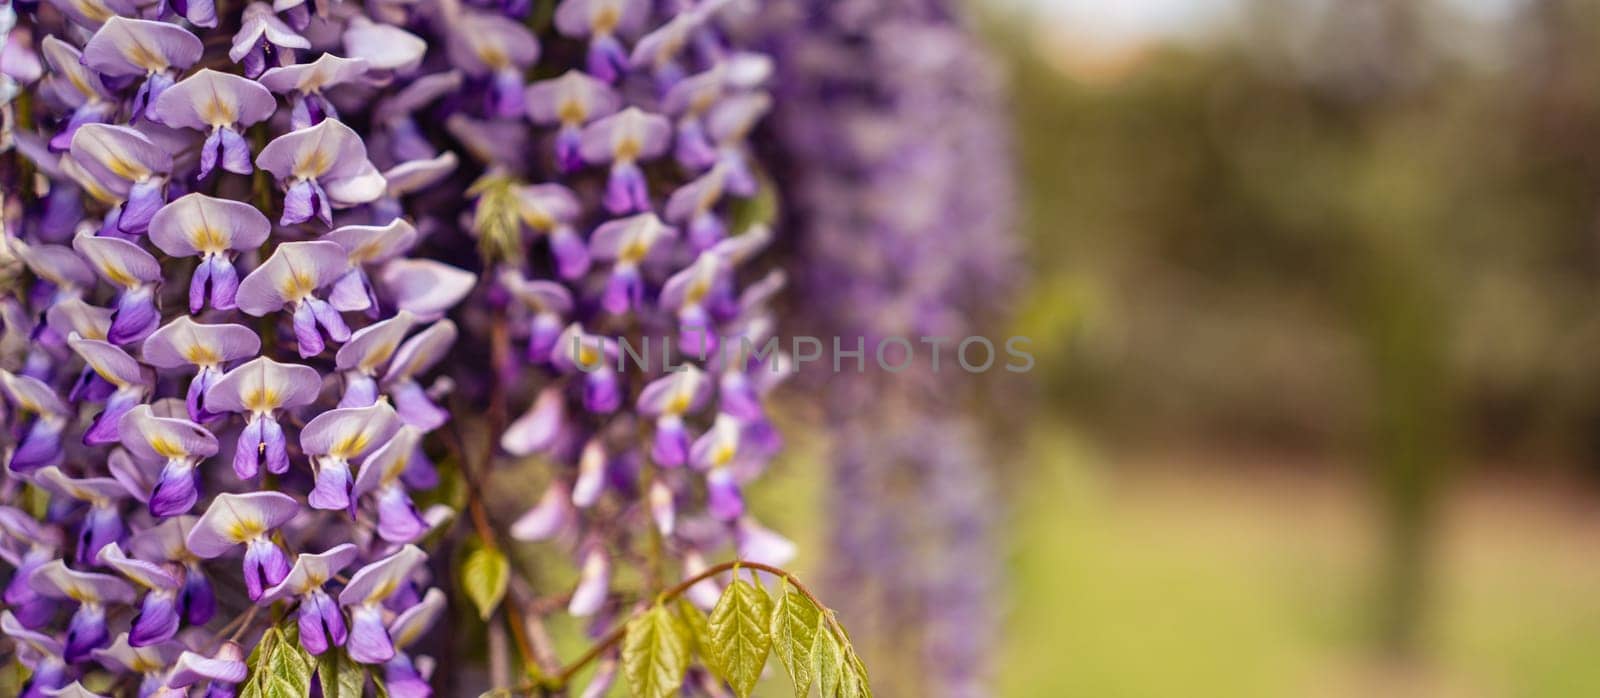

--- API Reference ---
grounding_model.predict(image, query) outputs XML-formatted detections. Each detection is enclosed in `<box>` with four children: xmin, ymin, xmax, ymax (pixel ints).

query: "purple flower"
<box><xmin>79</xmin><ymin>17</ymin><xmax>201</xmax><ymax>121</ymax></box>
<box><xmin>259</xmin><ymin>544</ymin><xmax>360</xmax><ymax>654</ymax></box>
<box><xmin>229</xmin><ymin>3</ymin><xmax>311</xmax><ymax>78</ymax></box>
<box><xmin>338</xmin><ymin>545</ymin><xmax>426</xmax><ymax>665</ymax></box>
<box><xmin>554</xmin><ymin>0</ymin><xmax>647</xmax><ymax>83</ymax></box>
<box><xmin>202</xmin><ymin>357</ymin><xmax>322</xmax><ymax>479</ymax></box>
<box><xmin>147</xmin><ymin>70</ymin><xmax>276</xmax><ymax>178</ymax></box>
<box><xmin>185</xmin><ymin>492</ymin><xmax>298</xmax><ymax>601</ymax></box>
<box><xmin>147</xmin><ymin>195</ymin><xmax>272</xmax><ymax>313</ymax></box>
<box><xmin>66</xmin><ymin>124</ymin><xmax>171</xmax><ymax>235</ymax></box>
<box><xmin>234</xmin><ymin>240</ymin><xmax>354</xmax><ymax>356</ymax></box>
<box><xmin>299</xmin><ymin>402</ymin><xmax>399</xmax><ymax>512</ymax></box>
<box><xmin>258</xmin><ymin>54</ymin><xmax>370</xmax><ymax>129</ymax></box>
<box><xmin>525</xmin><ymin>71</ymin><xmax>621</xmax><ymax>171</ymax></box>
<box><xmin>117</xmin><ymin>404</ymin><xmax>219</xmax><ymax>517</ymax></box>
<box><xmin>445</xmin><ymin>11</ymin><xmax>540</xmax><ymax>118</ymax></box>
<box><xmin>28</xmin><ymin>560</ymin><xmax>137</xmax><ymax>663</ymax></box>
<box><xmin>96</xmin><ymin>544</ymin><xmax>183</xmax><ymax>646</ymax></box>
<box><xmin>578</xmin><ymin>108</ymin><xmax>671</xmax><ymax>214</ymax></box>
<box><xmin>140</xmin><ymin>317</ymin><xmax>261</xmax><ymax>422</ymax></box>
<box><xmin>255</xmin><ymin>120</ymin><xmax>386</xmax><ymax>227</ymax></box>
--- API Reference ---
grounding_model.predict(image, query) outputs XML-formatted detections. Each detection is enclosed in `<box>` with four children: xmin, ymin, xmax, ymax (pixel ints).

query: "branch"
<box><xmin>528</xmin><ymin>560</ymin><xmax>834</xmax><ymax>692</ymax></box>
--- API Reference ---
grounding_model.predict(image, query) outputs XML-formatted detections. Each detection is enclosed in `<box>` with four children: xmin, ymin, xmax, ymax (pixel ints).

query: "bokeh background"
<box><xmin>972</xmin><ymin>0</ymin><xmax>1600</xmax><ymax>696</ymax></box>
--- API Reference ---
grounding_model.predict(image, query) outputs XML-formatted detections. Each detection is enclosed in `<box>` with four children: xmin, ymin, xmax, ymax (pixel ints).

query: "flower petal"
<box><xmin>117</xmin><ymin>404</ymin><xmax>218</xmax><ymax>463</ymax></box>
<box><xmin>300</xmin><ymin>401</ymin><xmax>399</xmax><ymax>460</ymax></box>
<box><xmin>185</xmin><ymin>492</ymin><xmax>299</xmax><ymax>558</ymax></box>
<box><xmin>148</xmin><ymin>69</ymin><xmax>276</xmax><ymax>131</ymax></box>
<box><xmin>256</xmin><ymin>118</ymin><xmax>373</xmax><ymax>182</ymax></box>
<box><xmin>335</xmin><ymin>310</ymin><xmax>416</xmax><ymax>374</ymax></box>
<box><xmin>69</xmin><ymin>123</ymin><xmax>171</xmax><ymax>186</ymax></box>
<box><xmin>376</xmin><ymin>320</ymin><xmax>454</xmax><ymax>386</ymax></box>
<box><xmin>379</xmin><ymin>260</ymin><xmax>473</xmax><ymax>321</ymax></box>
<box><xmin>204</xmin><ymin>356</ymin><xmax>323</xmax><ymax>413</ymax></box>
<box><xmin>235</xmin><ymin>240</ymin><xmax>350</xmax><ymax>315</ymax></box>
<box><xmin>68</xmin><ymin>334</ymin><xmax>149</xmax><ymax>388</ymax></box>
<box><xmin>258</xmin><ymin>543</ymin><xmax>360</xmax><ymax>603</ymax></box>
<box><xmin>338</xmin><ymin>544</ymin><xmax>425</xmax><ymax>607</ymax></box>
<box><xmin>388</xmin><ymin>587</ymin><xmax>446</xmax><ymax>650</ymax></box>
<box><xmin>258</xmin><ymin>53</ymin><xmax>370</xmax><ymax>95</ymax></box>
<box><xmin>353</xmin><ymin>425</ymin><xmax>420</xmax><ymax>496</ymax></box>
<box><xmin>95</xmin><ymin>543</ymin><xmax>180</xmax><ymax>592</ymax></box>
<box><xmin>525</xmin><ymin>70</ymin><xmax>620</xmax><ymax>126</ymax></box>
<box><xmin>81</xmin><ymin>17</ymin><xmax>202</xmax><ymax>77</ymax></box>
<box><xmin>28</xmin><ymin>559</ymin><xmax>136</xmax><ymax>604</ymax></box>
<box><xmin>323</xmin><ymin>218</ymin><xmax>419</xmax><ymax>267</ymax></box>
<box><xmin>343</xmin><ymin>17</ymin><xmax>426</xmax><ymax>73</ymax></box>
<box><xmin>140</xmin><ymin>317</ymin><xmax>260</xmax><ymax>369</ymax></box>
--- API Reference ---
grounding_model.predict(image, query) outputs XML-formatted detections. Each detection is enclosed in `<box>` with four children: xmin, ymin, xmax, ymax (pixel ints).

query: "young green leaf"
<box><xmin>622</xmin><ymin>603</ymin><xmax>693</xmax><ymax>698</ymax></box>
<box><xmin>460</xmin><ymin>543</ymin><xmax>510</xmax><ymax>620</ymax></box>
<box><xmin>676</xmin><ymin>598</ymin><xmax>714</xmax><ymax>661</ymax></box>
<box><xmin>812</xmin><ymin>617</ymin><xmax>844</xmax><ymax>698</ymax></box>
<box><xmin>316</xmin><ymin>649</ymin><xmax>366</xmax><ymax>698</ymax></box>
<box><xmin>240</xmin><ymin>623</ymin><xmax>314</xmax><ymax>698</ymax></box>
<box><xmin>840</xmin><ymin>645</ymin><xmax>871</xmax><ymax>698</ymax></box>
<box><xmin>708</xmin><ymin>578</ymin><xmax>774</xmax><ymax>698</ymax></box>
<box><xmin>769</xmin><ymin>586</ymin><xmax>820</xmax><ymax>698</ymax></box>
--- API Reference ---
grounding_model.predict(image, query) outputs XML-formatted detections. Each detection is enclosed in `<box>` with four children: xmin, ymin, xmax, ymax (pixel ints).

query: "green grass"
<box><xmin>1001</xmin><ymin>427</ymin><xmax>1600</xmax><ymax>698</ymax></box>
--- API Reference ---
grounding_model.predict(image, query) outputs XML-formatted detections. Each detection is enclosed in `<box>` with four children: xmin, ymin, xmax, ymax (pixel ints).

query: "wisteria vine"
<box><xmin>0</xmin><ymin>0</ymin><xmax>843</xmax><ymax>696</ymax></box>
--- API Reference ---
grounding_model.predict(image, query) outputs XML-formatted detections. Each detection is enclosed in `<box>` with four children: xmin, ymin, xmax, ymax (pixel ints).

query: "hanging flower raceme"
<box><xmin>763</xmin><ymin>0</ymin><xmax>1021</xmax><ymax>694</ymax></box>
<box><xmin>0</xmin><ymin>0</ymin><xmax>820</xmax><ymax>695</ymax></box>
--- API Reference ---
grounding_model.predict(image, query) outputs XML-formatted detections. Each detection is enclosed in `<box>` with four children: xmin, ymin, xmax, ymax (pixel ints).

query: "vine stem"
<box><xmin>537</xmin><ymin>560</ymin><xmax>834</xmax><ymax>692</ymax></box>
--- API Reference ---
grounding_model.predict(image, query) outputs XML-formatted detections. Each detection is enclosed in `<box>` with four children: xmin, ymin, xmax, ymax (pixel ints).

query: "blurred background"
<box><xmin>974</xmin><ymin>0</ymin><xmax>1600</xmax><ymax>695</ymax></box>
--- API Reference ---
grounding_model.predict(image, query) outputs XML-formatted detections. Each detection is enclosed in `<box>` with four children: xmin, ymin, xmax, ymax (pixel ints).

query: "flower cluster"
<box><xmin>0</xmin><ymin>0</ymin><xmax>787</xmax><ymax>695</ymax></box>
<box><xmin>761</xmin><ymin>0</ymin><xmax>1020</xmax><ymax>695</ymax></box>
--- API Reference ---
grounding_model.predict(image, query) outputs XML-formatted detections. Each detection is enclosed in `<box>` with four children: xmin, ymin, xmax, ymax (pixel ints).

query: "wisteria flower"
<box><xmin>579</xmin><ymin>107</ymin><xmax>671</xmax><ymax>214</ymax></box>
<box><xmin>79</xmin><ymin>17</ymin><xmax>202</xmax><ymax>120</ymax></box>
<box><xmin>118</xmin><ymin>404</ymin><xmax>219</xmax><ymax>517</ymax></box>
<box><xmin>255</xmin><ymin>119</ymin><xmax>386</xmax><ymax>226</ymax></box>
<box><xmin>299</xmin><ymin>401</ymin><xmax>399</xmax><ymax>511</ymax></box>
<box><xmin>338</xmin><ymin>544</ymin><xmax>426</xmax><ymax>664</ymax></box>
<box><xmin>228</xmin><ymin>2</ymin><xmax>310</xmax><ymax>78</ymax></box>
<box><xmin>66</xmin><ymin>124</ymin><xmax>172</xmax><ymax>235</ymax></box>
<box><xmin>259</xmin><ymin>543</ymin><xmax>360</xmax><ymax>654</ymax></box>
<box><xmin>259</xmin><ymin>53</ymin><xmax>370</xmax><ymax>129</ymax></box>
<box><xmin>148</xmin><ymin>69</ymin><xmax>276</xmax><ymax>177</ymax></box>
<box><xmin>204</xmin><ymin>356</ymin><xmax>321</xmax><ymax>478</ymax></box>
<box><xmin>234</xmin><ymin>240</ymin><xmax>353</xmax><ymax>356</ymax></box>
<box><xmin>147</xmin><ymin>194</ymin><xmax>273</xmax><ymax>313</ymax></box>
<box><xmin>446</xmin><ymin>11</ymin><xmax>539</xmax><ymax>118</ymax></box>
<box><xmin>525</xmin><ymin>71</ymin><xmax>621</xmax><ymax>172</ymax></box>
<box><xmin>554</xmin><ymin>0</ymin><xmax>647</xmax><ymax>83</ymax></box>
<box><xmin>185</xmin><ymin>491</ymin><xmax>298</xmax><ymax>601</ymax></box>
<box><xmin>28</xmin><ymin>559</ymin><xmax>136</xmax><ymax>663</ymax></box>
<box><xmin>140</xmin><ymin>317</ymin><xmax>261</xmax><ymax>421</ymax></box>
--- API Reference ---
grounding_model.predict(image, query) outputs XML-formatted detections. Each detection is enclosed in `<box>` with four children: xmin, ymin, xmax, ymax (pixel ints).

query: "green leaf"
<box><xmin>675</xmin><ymin>598</ymin><xmax>714</xmax><ymax>660</ymax></box>
<box><xmin>371</xmin><ymin>673</ymin><xmax>391</xmax><ymax>698</ymax></box>
<box><xmin>840</xmin><ymin>645</ymin><xmax>870</xmax><ymax>698</ymax></box>
<box><xmin>768</xmin><ymin>586</ymin><xmax>820</xmax><ymax>698</ymax></box>
<box><xmin>316</xmin><ymin>649</ymin><xmax>366</xmax><ymax>698</ymax></box>
<box><xmin>240</xmin><ymin>623</ymin><xmax>314</xmax><ymax>698</ymax></box>
<box><xmin>622</xmin><ymin>603</ymin><xmax>693</xmax><ymax>698</ymax></box>
<box><xmin>812</xmin><ymin>617</ymin><xmax>844</xmax><ymax>698</ymax></box>
<box><xmin>707</xmin><ymin>578</ymin><xmax>774</xmax><ymax>698</ymax></box>
<box><xmin>460</xmin><ymin>543</ymin><xmax>510</xmax><ymax>620</ymax></box>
